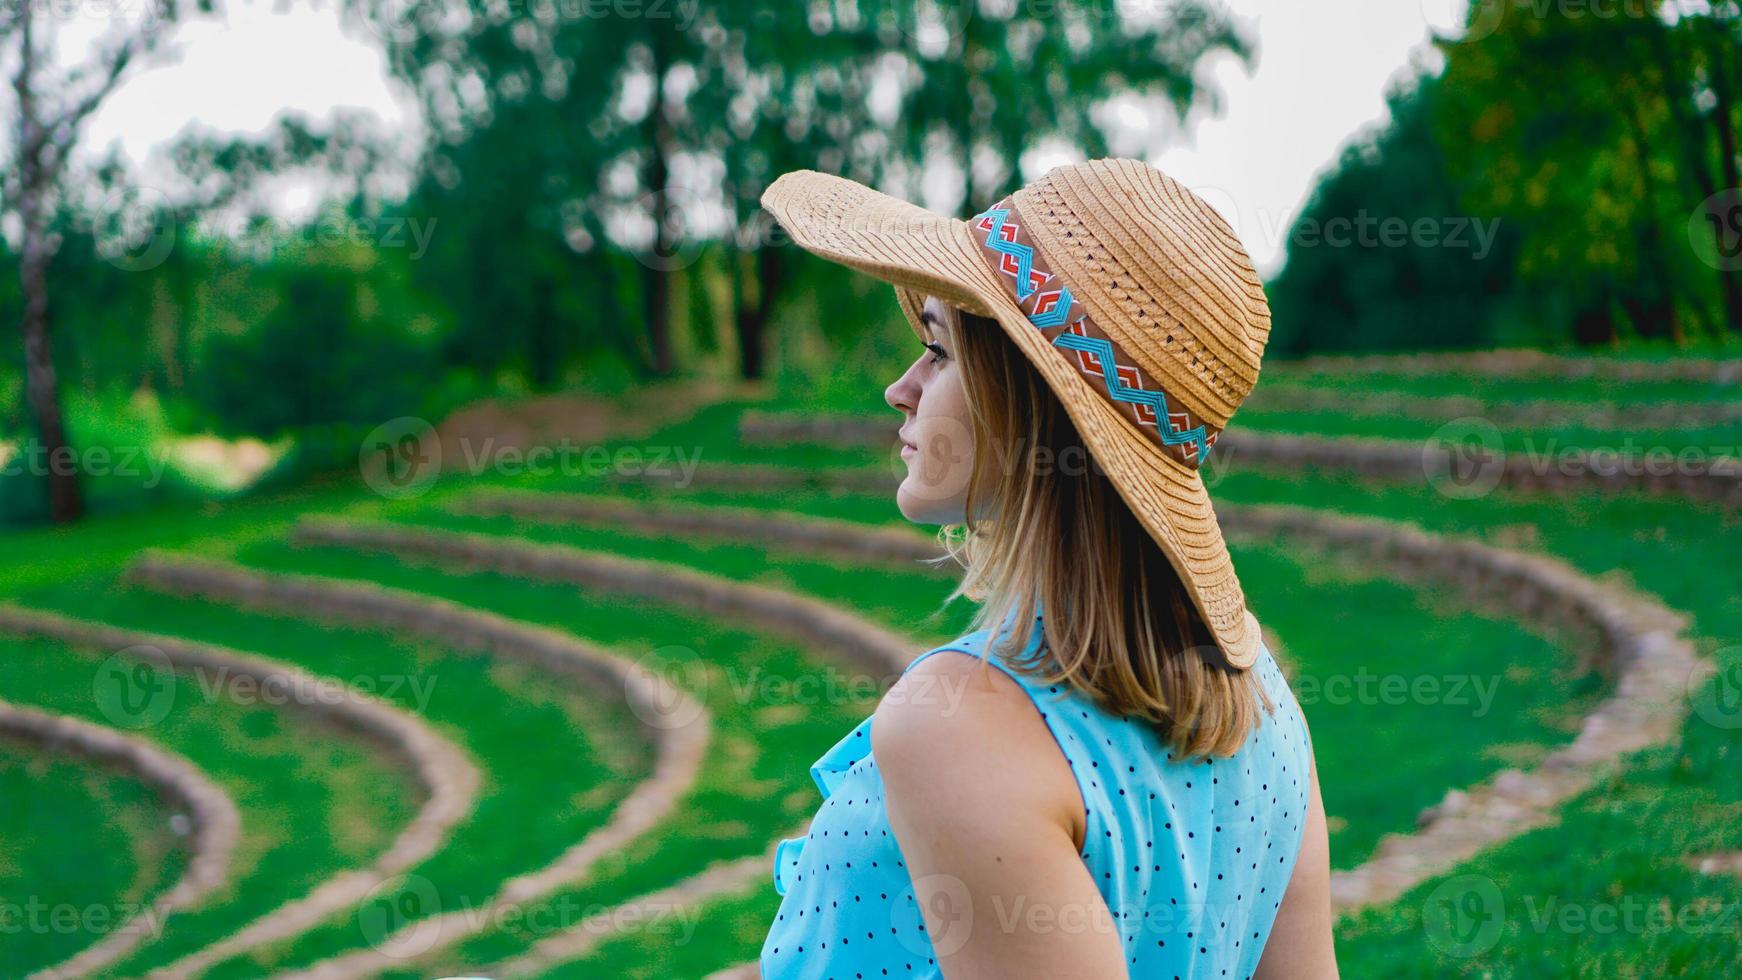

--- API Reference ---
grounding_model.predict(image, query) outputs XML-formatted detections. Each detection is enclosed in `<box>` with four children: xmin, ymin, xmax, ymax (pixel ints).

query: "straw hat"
<box><xmin>760</xmin><ymin>158</ymin><xmax>1270</xmax><ymax>670</ymax></box>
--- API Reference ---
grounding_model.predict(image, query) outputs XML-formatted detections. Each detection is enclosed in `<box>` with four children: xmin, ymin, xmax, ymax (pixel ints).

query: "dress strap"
<box><xmin>898</xmin><ymin>628</ymin><xmax>990</xmax><ymax>677</ymax></box>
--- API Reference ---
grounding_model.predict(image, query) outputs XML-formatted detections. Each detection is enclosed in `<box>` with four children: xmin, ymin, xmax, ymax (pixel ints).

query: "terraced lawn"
<box><xmin>542</xmin><ymin>878</ymin><xmax>776</xmax><ymax>979</ymax></box>
<box><xmin>0</xmin><ymin>734</ymin><xmax>179</xmax><ymax>973</ymax></box>
<box><xmin>0</xmin><ymin>361</ymin><xmax>1735</xmax><ymax>976</ymax></box>
<box><xmin>425</xmin><ymin>483</ymin><xmax>1603</xmax><ymax>871</ymax></box>
<box><xmin>522</xmin><ymin>399</ymin><xmax>1742</xmax><ymax>975</ymax></box>
<box><xmin>1258</xmin><ymin>369</ymin><xmax>1733</xmax><ymax>405</ymax></box>
<box><xmin>0</xmin><ymin>581</ymin><xmax>635</xmax><ymax>977</ymax></box>
<box><xmin>218</xmin><ymin>538</ymin><xmax>871</xmax><ymax>975</ymax></box>
<box><xmin>0</xmin><ymin>630</ymin><xmax>410</xmax><ymax>975</ymax></box>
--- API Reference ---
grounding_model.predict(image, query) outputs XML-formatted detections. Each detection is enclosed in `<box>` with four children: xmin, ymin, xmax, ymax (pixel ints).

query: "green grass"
<box><xmin>4</xmin><ymin>581</ymin><xmax>651</xmax><ymax>980</ymax></box>
<box><xmin>171</xmin><ymin>539</ymin><xmax>868</xmax><ymax>976</ymax></box>
<box><xmin>1229</xmin><ymin>402</ymin><xmax>1740</xmax><ymax>460</ymax></box>
<box><xmin>540</xmin><ymin>878</ymin><xmax>779</xmax><ymax>979</ymax></box>
<box><xmin>0</xmin><ymin>736</ymin><xmax>177</xmax><ymax>973</ymax></box>
<box><xmin>508</xmin><ymin>401</ymin><xmax>1742</xmax><ymax>974</ymax></box>
<box><xmin>438</xmin><ymin>485</ymin><xmax>1601</xmax><ymax>871</ymax></box>
<box><xmin>1</xmin><ymin>370</ymin><xmax>1737</xmax><ymax>976</ymax></box>
<box><xmin>0</xmin><ymin>632</ymin><xmax>407</xmax><ymax>976</ymax></box>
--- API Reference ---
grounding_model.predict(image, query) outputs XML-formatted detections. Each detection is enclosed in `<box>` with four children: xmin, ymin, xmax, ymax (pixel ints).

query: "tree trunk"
<box><xmin>953</xmin><ymin>22</ymin><xmax>977</xmax><ymax>212</ymax></box>
<box><xmin>14</xmin><ymin>5</ymin><xmax>84</xmax><ymax>523</ymax></box>
<box><xmin>529</xmin><ymin>275</ymin><xmax>558</xmax><ymax>389</ymax></box>
<box><xmin>641</xmin><ymin>27</ymin><xmax>674</xmax><ymax>376</ymax></box>
<box><xmin>735</xmin><ymin>245</ymin><xmax>781</xmax><ymax>381</ymax></box>
<box><xmin>1647</xmin><ymin>17</ymin><xmax>1740</xmax><ymax>337</ymax></box>
<box><xmin>1572</xmin><ymin>302</ymin><xmax>1618</xmax><ymax>347</ymax></box>
<box><xmin>1704</xmin><ymin>27</ymin><xmax>1742</xmax><ymax>333</ymax></box>
<box><xmin>1620</xmin><ymin>101</ymin><xmax>1684</xmax><ymax>344</ymax></box>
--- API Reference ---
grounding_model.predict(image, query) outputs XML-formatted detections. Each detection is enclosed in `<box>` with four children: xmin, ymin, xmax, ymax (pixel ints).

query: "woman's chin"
<box><xmin>895</xmin><ymin>476</ymin><xmax>962</xmax><ymax>526</ymax></box>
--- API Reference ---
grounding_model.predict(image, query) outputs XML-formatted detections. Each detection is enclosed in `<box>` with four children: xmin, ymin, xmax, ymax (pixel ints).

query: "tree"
<box><xmin>1</xmin><ymin>0</ymin><xmax>213</xmax><ymax>522</ymax></box>
<box><xmin>877</xmin><ymin>0</ymin><xmax>1254</xmax><ymax>211</ymax></box>
<box><xmin>354</xmin><ymin>0</ymin><xmax>1257</xmax><ymax>384</ymax></box>
<box><xmin>1432</xmin><ymin>0</ymin><xmax>1742</xmax><ymax>344</ymax></box>
<box><xmin>1267</xmin><ymin>72</ymin><xmax>1521</xmax><ymax>356</ymax></box>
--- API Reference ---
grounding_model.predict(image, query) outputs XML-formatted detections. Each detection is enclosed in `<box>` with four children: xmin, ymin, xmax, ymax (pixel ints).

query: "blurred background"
<box><xmin>1</xmin><ymin>0</ymin><xmax>1739</xmax><ymax>977</ymax></box>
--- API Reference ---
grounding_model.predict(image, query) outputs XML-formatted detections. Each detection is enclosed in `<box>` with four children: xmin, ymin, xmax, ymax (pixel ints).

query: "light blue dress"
<box><xmin>760</xmin><ymin>610</ymin><xmax>1313</xmax><ymax>979</ymax></box>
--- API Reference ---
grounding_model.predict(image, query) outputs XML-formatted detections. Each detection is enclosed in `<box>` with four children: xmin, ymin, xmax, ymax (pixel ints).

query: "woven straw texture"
<box><xmin>761</xmin><ymin>158</ymin><xmax>1269</xmax><ymax>670</ymax></box>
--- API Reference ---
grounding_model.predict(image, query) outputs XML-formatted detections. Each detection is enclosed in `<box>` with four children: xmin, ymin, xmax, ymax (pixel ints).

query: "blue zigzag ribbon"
<box><xmin>1051</xmin><ymin>331</ymin><xmax>1216</xmax><ymax>464</ymax></box>
<box><xmin>975</xmin><ymin>202</ymin><xmax>1215</xmax><ymax>466</ymax></box>
<box><xmin>974</xmin><ymin>208</ymin><xmax>1040</xmax><ymax>304</ymax></box>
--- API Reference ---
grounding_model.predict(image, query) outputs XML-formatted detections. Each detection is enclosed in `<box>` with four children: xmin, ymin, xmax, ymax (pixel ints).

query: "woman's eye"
<box><xmin>924</xmin><ymin>343</ymin><xmax>948</xmax><ymax>365</ymax></box>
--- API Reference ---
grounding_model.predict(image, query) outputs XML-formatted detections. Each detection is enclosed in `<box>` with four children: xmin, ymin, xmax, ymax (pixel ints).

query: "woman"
<box><xmin>757</xmin><ymin>158</ymin><xmax>1336</xmax><ymax>979</ymax></box>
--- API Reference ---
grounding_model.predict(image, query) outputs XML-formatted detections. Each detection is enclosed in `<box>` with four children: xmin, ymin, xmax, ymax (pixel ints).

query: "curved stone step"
<box><xmin>454</xmin><ymin>483</ymin><xmax>1704</xmax><ymax>911</ymax></box>
<box><xmin>732</xmin><ymin>415</ymin><xmax>1742</xmax><ymax>508</ymax></box>
<box><xmin>456</xmin><ymin>491</ymin><xmax>949</xmax><ymax>573</ymax></box>
<box><xmin>486</xmin><ymin>840</ymin><xmax>788</xmax><ymax>978</ymax></box>
<box><xmin>290</xmin><ymin>518</ymin><xmax>916</xmax><ymax>681</ymax></box>
<box><xmin>0</xmin><ymin>700</ymin><xmax>241</xmax><ymax>980</ymax></box>
<box><xmin>0</xmin><ymin>605</ymin><xmax>484</xmax><ymax>980</ymax></box>
<box><xmin>1245</xmin><ymin>385</ymin><xmax>1742</xmax><ymax>431</ymax></box>
<box><xmin>1207</xmin><ymin>505</ymin><xmax>1701</xmax><ymax>908</ymax></box>
<box><xmin>1685</xmin><ymin>852</ymin><xmax>1742</xmax><ymax>877</ymax></box>
<box><xmin>1273</xmin><ymin>349</ymin><xmax>1742</xmax><ymax>385</ymax></box>
<box><xmin>124</xmin><ymin>554</ymin><xmax>709</xmax><ymax>980</ymax></box>
<box><xmin>276</xmin><ymin>518</ymin><xmax>935</xmax><ymax>975</ymax></box>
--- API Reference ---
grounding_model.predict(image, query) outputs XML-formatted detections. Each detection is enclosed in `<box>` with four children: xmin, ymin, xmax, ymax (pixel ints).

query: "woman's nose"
<box><xmin>886</xmin><ymin>360</ymin><xmax>920</xmax><ymax>415</ymax></box>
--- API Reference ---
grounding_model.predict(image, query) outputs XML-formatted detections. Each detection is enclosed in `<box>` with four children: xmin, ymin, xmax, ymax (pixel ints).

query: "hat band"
<box><xmin>969</xmin><ymin>197</ymin><xmax>1220</xmax><ymax>470</ymax></box>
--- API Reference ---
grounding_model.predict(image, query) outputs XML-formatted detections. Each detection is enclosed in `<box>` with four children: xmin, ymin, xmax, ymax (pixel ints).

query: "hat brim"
<box><xmin>762</xmin><ymin>170</ymin><xmax>1260</xmax><ymax>670</ymax></box>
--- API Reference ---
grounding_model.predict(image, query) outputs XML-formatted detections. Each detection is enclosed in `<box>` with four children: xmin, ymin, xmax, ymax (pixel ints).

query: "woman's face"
<box><xmin>885</xmin><ymin>296</ymin><xmax>977</xmax><ymax>524</ymax></box>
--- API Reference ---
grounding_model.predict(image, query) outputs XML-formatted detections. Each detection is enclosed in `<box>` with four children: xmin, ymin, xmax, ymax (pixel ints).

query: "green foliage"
<box><xmin>188</xmin><ymin>246</ymin><xmax>450</xmax><ymax>438</ymax></box>
<box><xmin>1270</xmin><ymin>2</ymin><xmax>1742</xmax><ymax>353</ymax></box>
<box><xmin>1267</xmin><ymin>72</ymin><xmax>1527</xmax><ymax>356</ymax></box>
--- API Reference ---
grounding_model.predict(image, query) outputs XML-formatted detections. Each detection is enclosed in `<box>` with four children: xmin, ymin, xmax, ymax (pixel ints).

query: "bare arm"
<box><xmin>1255</xmin><ymin>748</ymin><xmax>1338</xmax><ymax>978</ymax></box>
<box><xmin>873</xmin><ymin>652</ymin><xmax>1126</xmax><ymax>980</ymax></box>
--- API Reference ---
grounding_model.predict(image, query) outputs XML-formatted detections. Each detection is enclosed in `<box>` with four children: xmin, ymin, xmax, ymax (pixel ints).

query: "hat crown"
<box><xmin>1009</xmin><ymin>158</ymin><xmax>1270</xmax><ymax>427</ymax></box>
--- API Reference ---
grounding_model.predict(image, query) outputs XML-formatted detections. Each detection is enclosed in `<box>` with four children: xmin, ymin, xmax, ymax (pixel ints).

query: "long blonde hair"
<box><xmin>935</xmin><ymin>304</ymin><xmax>1271</xmax><ymax>759</ymax></box>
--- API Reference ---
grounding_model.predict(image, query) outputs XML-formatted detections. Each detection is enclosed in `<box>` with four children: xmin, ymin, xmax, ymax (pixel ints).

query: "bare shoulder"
<box><xmin>872</xmin><ymin>649</ymin><xmax>1031</xmax><ymax>754</ymax></box>
<box><xmin>872</xmin><ymin>650</ymin><xmax>1083</xmax><ymax>844</ymax></box>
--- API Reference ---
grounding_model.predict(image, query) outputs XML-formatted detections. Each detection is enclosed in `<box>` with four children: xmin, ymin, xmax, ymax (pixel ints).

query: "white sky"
<box><xmin>66</xmin><ymin>0</ymin><xmax>1477</xmax><ymax>276</ymax></box>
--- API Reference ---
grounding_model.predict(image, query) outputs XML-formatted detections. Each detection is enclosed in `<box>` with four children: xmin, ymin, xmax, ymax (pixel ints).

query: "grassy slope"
<box><xmin>0</xmin><ymin>631</ymin><xmax>406</xmax><ymax>976</ymax></box>
<box><xmin>209</xmin><ymin>543</ymin><xmax>869</xmax><ymax>976</ymax></box>
<box><xmin>0</xmin><ymin>737</ymin><xmax>176</xmax><ymax>973</ymax></box>
<box><xmin>403</xmin><ymin>500</ymin><xmax>1596</xmax><ymax>871</ymax></box>
<box><xmin>546</xmin><ymin>398</ymin><xmax>1742</xmax><ymax>976</ymax></box>
<box><xmin>0</xmin><ymin>356</ymin><xmax>1733</xmax><ymax>975</ymax></box>
<box><xmin>5</xmin><ymin>581</ymin><xmax>645</xmax><ymax>980</ymax></box>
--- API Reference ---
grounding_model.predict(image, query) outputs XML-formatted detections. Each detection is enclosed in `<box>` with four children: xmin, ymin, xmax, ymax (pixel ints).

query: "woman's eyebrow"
<box><xmin>918</xmin><ymin>308</ymin><xmax>941</xmax><ymax>342</ymax></box>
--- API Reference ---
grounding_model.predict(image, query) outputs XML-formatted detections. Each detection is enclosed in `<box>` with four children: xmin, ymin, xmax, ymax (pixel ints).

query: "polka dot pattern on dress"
<box><xmin>761</xmin><ymin>611</ymin><xmax>1313</xmax><ymax>980</ymax></box>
